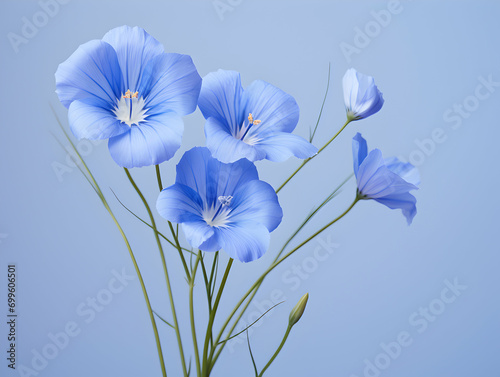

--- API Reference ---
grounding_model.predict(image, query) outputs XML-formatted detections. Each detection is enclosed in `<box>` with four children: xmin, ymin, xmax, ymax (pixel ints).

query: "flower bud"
<box><xmin>289</xmin><ymin>293</ymin><xmax>309</xmax><ymax>327</ymax></box>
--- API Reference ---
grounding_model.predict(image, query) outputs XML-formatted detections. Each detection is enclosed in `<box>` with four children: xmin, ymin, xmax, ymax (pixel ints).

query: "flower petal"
<box><xmin>107</xmin><ymin>112</ymin><xmax>184</xmax><ymax>168</ymax></box>
<box><xmin>362</xmin><ymin>167</ymin><xmax>417</xmax><ymax>199</ymax></box>
<box><xmin>102</xmin><ymin>26</ymin><xmax>164</xmax><ymax>91</ymax></box>
<box><xmin>343</xmin><ymin>68</ymin><xmax>384</xmax><ymax>120</ymax></box>
<box><xmin>205</xmin><ymin>118</ymin><xmax>265</xmax><ymax>163</ymax></box>
<box><xmin>139</xmin><ymin>53</ymin><xmax>202</xmax><ymax>116</ymax></box>
<box><xmin>182</xmin><ymin>220</ymin><xmax>216</xmax><ymax>250</ymax></box>
<box><xmin>385</xmin><ymin>157</ymin><xmax>420</xmax><ymax>187</ymax></box>
<box><xmin>256</xmin><ymin>132</ymin><xmax>318</xmax><ymax>162</ymax></box>
<box><xmin>241</xmin><ymin>80</ymin><xmax>300</xmax><ymax>134</ymax></box>
<box><xmin>352</xmin><ymin>133</ymin><xmax>368</xmax><ymax>178</ymax></box>
<box><xmin>68</xmin><ymin>98</ymin><xmax>129</xmax><ymax>140</ymax></box>
<box><xmin>156</xmin><ymin>183</ymin><xmax>204</xmax><ymax>223</ymax></box>
<box><xmin>357</xmin><ymin>149</ymin><xmax>385</xmax><ymax>193</ymax></box>
<box><xmin>230</xmin><ymin>180</ymin><xmax>283</xmax><ymax>232</ymax></box>
<box><xmin>198</xmin><ymin>70</ymin><xmax>244</xmax><ymax>131</ymax></box>
<box><xmin>55</xmin><ymin>40</ymin><xmax>123</xmax><ymax>108</ymax></box>
<box><xmin>374</xmin><ymin>192</ymin><xmax>417</xmax><ymax>225</ymax></box>
<box><xmin>215</xmin><ymin>221</ymin><xmax>270</xmax><ymax>262</ymax></box>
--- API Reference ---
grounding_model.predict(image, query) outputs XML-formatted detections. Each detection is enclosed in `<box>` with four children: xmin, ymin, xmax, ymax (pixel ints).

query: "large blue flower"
<box><xmin>353</xmin><ymin>133</ymin><xmax>419</xmax><ymax>224</ymax></box>
<box><xmin>343</xmin><ymin>68</ymin><xmax>384</xmax><ymax>121</ymax></box>
<box><xmin>198</xmin><ymin>69</ymin><xmax>318</xmax><ymax>163</ymax></box>
<box><xmin>55</xmin><ymin>26</ymin><xmax>202</xmax><ymax>168</ymax></box>
<box><xmin>156</xmin><ymin>147</ymin><xmax>283</xmax><ymax>262</ymax></box>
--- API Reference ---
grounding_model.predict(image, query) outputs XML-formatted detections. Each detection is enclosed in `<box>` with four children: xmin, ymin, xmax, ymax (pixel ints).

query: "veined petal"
<box><xmin>385</xmin><ymin>157</ymin><xmax>420</xmax><ymax>187</ymax></box>
<box><xmin>362</xmin><ymin>167</ymin><xmax>417</xmax><ymax>199</ymax></box>
<box><xmin>102</xmin><ymin>26</ymin><xmax>164</xmax><ymax>91</ymax></box>
<box><xmin>256</xmin><ymin>132</ymin><xmax>317</xmax><ymax>162</ymax></box>
<box><xmin>241</xmin><ymin>80</ymin><xmax>300</xmax><ymax>133</ymax></box>
<box><xmin>215</xmin><ymin>221</ymin><xmax>270</xmax><ymax>263</ymax></box>
<box><xmin>352</xmin><ymin>133</ymin><xmax>368</xmax><ymax>178</ymax></box>
<box><xmin>374</xmin><ymin>192</ymin><xmax>417</xmax><ymax>225</ymax></box>
<box><xmin>68</xmin><ymin>98</ymin><xmax>129</xmax><ymax>140</ymax></box>
<box><xmin>357</xmin><ymin>149</ymin><xmax>385</xmax><ymax>193</ymax></box>
<box><xmin>107</xmin><ymin>112</ymin><xmax>184</xmax><ymax>168</ymax></box>
<box><xmin>139</xmin><ymin>53</ymin><xmax>202</xmax><ymax>116</ymax></box>
<box><xmin>55</xmin><ymin>40</ymin><xmax>123</xmax><ymax>108</ymax></box>
<box><xmin>230</xmin><ymin>180</ymin><xmax>283</xmax><ymax>232</ymax></box>
<box><xmin>198</xmin><ymin>70</ymin><xmax>244</xmax><ymax>132</ymax></box>
<box><xmin>343</xmin><ymin>68</ymin><xmax>384</xmax><ymax>120</ymax></box>
<box><xmin>182</xmin><ymin>220</ymin><xmax>216</xmax><ymax>250</ymax></box>
<box><xmin>156</xmin><ymin>183</ymin><xmax>204</xmax><ymax>223</ymax></box>
<box><xmin>205</xmin><ymin>118</ymin><xmax>265</xmax><ymax>163</ymax></box>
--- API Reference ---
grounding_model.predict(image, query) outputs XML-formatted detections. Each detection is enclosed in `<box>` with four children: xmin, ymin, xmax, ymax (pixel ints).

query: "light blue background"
<box><xmin>1</xmin><ymin>1</ymin><xmax>499</xmax><ymax>376</ymax></box>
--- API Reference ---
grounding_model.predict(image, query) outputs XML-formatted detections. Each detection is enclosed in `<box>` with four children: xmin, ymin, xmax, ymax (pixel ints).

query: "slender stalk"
<box><xmin>190</xmin><ymin>252</ymin><xmax>202</xmax><ymax>377</ymax></box>
<box><xmin>124</xmin><ymin>168</ymin><xmax>188</xmax><ymax>377</ymax></box>
<box><xmin>156</xmin><ymin>165</ymin><xmax>163</xmax><ymax>192</ymax></box>
<box><xmin>209</xmin><ymin>198</ymin><xmax>358</xmax><ymax>371</ymax></box>
<box><xmin>258</xmin><ymin>325</ymin><xmax>292</xmax><ymax>377</ymax></box>
<box><xmin>202</xmin><ymin>258</ymin><xmax>234</xmax><ymax>377</ymax></box>
<box><xmin>276</xmin><ymin>119</ymin><xmax>351</xmax><ymax>194</ymax></box>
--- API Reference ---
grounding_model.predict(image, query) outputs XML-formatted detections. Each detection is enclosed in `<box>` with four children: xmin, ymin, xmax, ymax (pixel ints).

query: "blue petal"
<box><xmin>385</xmin><ymin>157</ymin><xmax>420</xmax><ymax>187</ymax></box>
<box><xmin>156</xmin><ymin>183</ymin><xmax>204</xmax><ymax>223</ymax></box>
<box><xmin>107</xmin><ymin>112</ymin><xmax>184</xmax><ymax>168</ymax></box>
<box><xmin>198</xmin><ymin>70</ymin><xmax>244</xmax><ymax>132</ymax></box>
<box><xmin>356</xmin><ymin>149</ymin><xmax>385</xmax><ymax>193</ymax></box>
<box><xmin>139</xmin><ymin>53</ymin><xmax>202</xmax><ymax>116</ymax></box>
<box><xmin>352</xmin><ymin>133</ymin><xmax>368</xmax><ymax>178</ymax></box>
<box><xmin>230</xmin><ymin>180</ymin><xmax>283</xmax><ymax>232</ymax></box>
<box><xmin>182</xmin><ymin>220</ymin><xmax>216</xmax><ymax>250</ymax></box>
<box><xmin>241</xmin><ymin>80</ymin><xmax>300</xmax><ymax>134</ymax></box>
<box><xmin>55</xmin><ymin>40</ymin><xmax>123</xmax><ymax>108</ymax></box>
<box><xmin>256</xmin><ymin>132</ymin><xmax>317</xmax><ymax>162</ymax></box>
<box><xmin>205</xmin><ymin>118</ymin><xmax>265</xmax><ymax>163</ymax></box>
<box><xmin>374</xmin><ymin>192</ymin><xmax>417</xmax><ymax>225</ymax></box>
<box><xmin>102</xmin><ymin>26</ymin><xmax>164</xmax><ymax>91</ymax></box>
<box><xmin>175</xmin><ymin>147</ymin><xmax>259</xmax><ymax>207</ymax></box>
<box><xmin>68</xmin><ymin>97</ymin><xmax>129</xmax><ymax>140</ymax></box>
<box><xmin>215</xmin><ymin>221</ymin><xmax>270</xmax><ymax>262</ymax></box>
<box><xmin>343</xmin><ymin>68</ymin><xmax>384</xmax><ymax>120</ymax></box>
<box><xmin>362</xmin><ymin>167</ymin><xmax>417</xmax><ymax>199</ymax></box>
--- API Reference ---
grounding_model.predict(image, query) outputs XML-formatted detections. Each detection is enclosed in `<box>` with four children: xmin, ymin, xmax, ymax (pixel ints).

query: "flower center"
<box><xmin>203</xmin><ymin>196</ymin><xmax>234</xmax><ymax>228</ymax></box>
<box><xmin>113</xmin><ymin>90</ymin><xmax>149</xmax><ymax>127</ymax></box>
<box><xmin>234</xmin><ymin>113</ymin><xmax>261</xmax><ymax>145</ymax></box>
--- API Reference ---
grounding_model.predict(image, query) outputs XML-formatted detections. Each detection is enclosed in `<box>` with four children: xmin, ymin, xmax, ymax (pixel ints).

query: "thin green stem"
<box><xmin>275</xmin><ymin>119</ymin><xmax>351</xmax><ymax>194</ymax></box>
<box><xmin>209</xmin><ymin>198</ymin><xmax>358</xmax><ymax>371</ymax></box>
<box><xmin>258</xmin><ymin>325</ymin><xmax>292</xmax><ymax>377</ymax></box>
<box><xmin>156</xmin><ymin>164</ymin><xmax>163</xmax><ymax>191</ymax></box>
<box><xmin>124</xmin><ymin>168</ymin><xmax>188</xmax><ymax>377</ymax></box>
<box><xmin>202</xmin><ymin>258</ymin><xmax>233</xmax><ymax>377</ymax></box>
<box><xmin>190</xmin><ymin>252</ymin><xmax>202</xmax><ymax>377</ymax></box>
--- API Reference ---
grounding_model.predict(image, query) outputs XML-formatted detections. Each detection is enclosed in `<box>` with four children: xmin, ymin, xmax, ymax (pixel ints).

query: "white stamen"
<box><xmin>113</xmin><ymin>95</ymin><xmax>149</xmax><ymax>127</ymax></box>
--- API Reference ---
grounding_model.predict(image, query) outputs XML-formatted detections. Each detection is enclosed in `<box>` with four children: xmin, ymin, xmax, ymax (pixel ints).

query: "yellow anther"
<box><xmin>247</xmin><ymin>113</ymin><xmax>261</xmax><ymax>125</ymax></box>
<box><xmin>253</xmin><ymin>120</ymin><xmax>261</xmax><ymax>125</ymax></box>
<box><xmin>123</xmin><ymin>90</ymin><xmax>139</xmax><ymax>99</ymax></box>
<box><xmin>248</xmin><ymin>113</ymin><xmax>254</xmax><ymax>123</ymax></box>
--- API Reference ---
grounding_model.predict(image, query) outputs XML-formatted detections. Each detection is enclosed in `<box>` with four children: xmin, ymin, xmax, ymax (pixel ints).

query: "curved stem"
<box><xmin>276</xmin><ymin>119</ymin><xmax>351</xmax><ymax>194</ymax></box>
<box><xmin>209</xmin><ymin>198</ymin><xmax>358</xmax><ymax>371</ymax></box>
<box><xmin>258</xmin><ymin>325</ymin><xmax>292</xmax><ymax>377</ymax></box>
<box><xmin>125</xmin><ymin>168</ymin><xmax>188</xmax><ymax>377</ymax></box>
<box><xmin>190</xmin><ymin>252</ymin><xmax>202</xmax><ymax>377</ymax></box>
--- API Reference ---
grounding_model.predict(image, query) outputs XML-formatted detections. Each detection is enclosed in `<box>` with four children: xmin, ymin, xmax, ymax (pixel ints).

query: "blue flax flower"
<box><xmin>343</xmin><ymin>68</ymin><xmax>384</xmax><ymax>121</ymax></box>
<box><xmin>55</xmin><ymin>26</ymin><xmax>202</xmax><ymax>168</ymax></box>
<box><xmin>156</xmin><ymin>147</ymin><xmax>283</xmax><ymax>262</ymax></box>
<box><xmin>353</xmin><ymin>133</ymin><xmax>419</xmax><ymax>224</ymax></box>
<box><xmin>198</xmin><ymin>69</ymin><xmax>318</xmax><ymax>163</ymax></box>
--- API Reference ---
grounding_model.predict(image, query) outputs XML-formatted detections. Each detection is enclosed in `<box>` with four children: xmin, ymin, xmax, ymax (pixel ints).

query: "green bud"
<box><xmin>289</xmin><ymin>293</ymin><xmax>309</xmax><ymax>327</ymax></box>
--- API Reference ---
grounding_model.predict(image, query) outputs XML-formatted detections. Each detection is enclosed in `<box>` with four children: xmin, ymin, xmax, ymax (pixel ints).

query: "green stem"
<box><xmin>156</xmin><ymin>164</ymin><xmax>163</xmax><ymax>192</ymax></box>
<box><xmin>275</xmin><ymin>119</ymin><xmax>351</xmax><ymax>194</ymax></box>
<box><xmin>190</xmin><ymin>252</ymin><xmax>202</xmax><ymax>377</ymax></box>
<box><xmin>202</xmin><ymin>258</ymin><xmax>233</xmax><ymax>377</ymax></box>
<box><xmin>258</xmin><ymin>325</ymin><xmax>292</xmax><ymax>377</ymax></box>
<box><xmin>124</xmin><ymin>168</ymin><xmax>188</xmax><ymax>377</ymax></box>
<box><xmin>209</xmin><ymin>198</ymin><xmax>358</xmax><ymax>371</ymax></box>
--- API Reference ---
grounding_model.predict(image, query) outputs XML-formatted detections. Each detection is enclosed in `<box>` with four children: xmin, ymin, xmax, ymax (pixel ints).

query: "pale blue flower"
<box><xmin>55</xmin><ymin>26</ymin><xmax>202</xmax><ymax>168</ymax></box>
<box><xmin>353</xmin><ymin>133</ymin><xmax>419</xmax><ymax>224</ymax></box>
<box><xmin>343</xmin><ymin>68</ymin><xmax>384</xmax><ymax>121</ymax></box>
<box><xmin>198</xmin><ymin>69</ymin><xmax>318</xmax><ymax>163</ymax></box>
<box><xmin>156</xmin><ymin>147</ymin><xmax>283</xmax><ymax>262</ymax></box>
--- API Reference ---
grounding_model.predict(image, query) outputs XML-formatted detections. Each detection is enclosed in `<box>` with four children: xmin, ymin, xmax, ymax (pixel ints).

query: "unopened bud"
<box><xmin>289</xmin><ymin>293</ymin><xmax>309</xmax><ymax>327</ymax></box>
